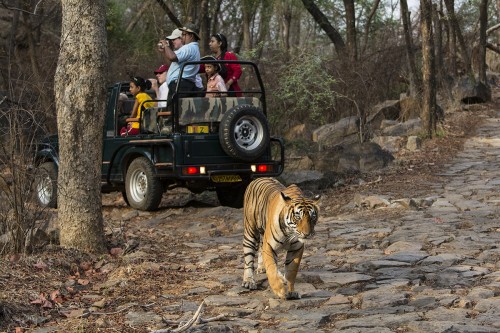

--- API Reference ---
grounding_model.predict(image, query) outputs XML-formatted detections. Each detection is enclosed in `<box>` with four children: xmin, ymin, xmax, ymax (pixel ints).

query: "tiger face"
<box><xmin>281</xmin><ymin>194</ymin><xmax>320</xmax><ymax>241</ymax></box>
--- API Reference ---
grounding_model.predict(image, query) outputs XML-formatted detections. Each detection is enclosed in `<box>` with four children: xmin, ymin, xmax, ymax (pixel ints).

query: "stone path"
<box><xmin>32</xmin><ymin>114</ymin><xmax>500</xmax><ymax>332</ymax></box>
<box><xmin>179</xmin><ymin>114</ymin><xmax>500</xmax><ymax>332</ymax></box>
<box><xmin>115</xmin><ymin>115</ymin><xmax>497</xmax><ymax>333</ymax></box>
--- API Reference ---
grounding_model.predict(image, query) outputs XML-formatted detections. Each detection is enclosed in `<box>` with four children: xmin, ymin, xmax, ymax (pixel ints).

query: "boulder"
<box><xmin>382</xmin><ymin>118</ymin><xmax>422</xmax><ymax>136</ymax></box>
<box><xmin>312</xmin><ymin>116</ymin><xmax>359</xmax><ymax>147</ymax></box>
<box><xmin>366</xmin><ymin>100</ymin><xmax>400</xmax><ymax>131</ymax></box>
<box><xmin>331</xmin><ymin>142</ymin><xmax>394</xmax><ymax>173</ymax></box>
<box><xmin>406</xmin><ymin>136</ymin><xmax>422</xmax><ymax>151</ymax></box>
<box><xmin>371</xmin><ymin>136</ymin><xmax>405</xmax><ymax>153</ymax></box>
<box><xmin>453</xmin><ymin>78</ymin><xmax>491</xmax><ymax>104</ymax></box>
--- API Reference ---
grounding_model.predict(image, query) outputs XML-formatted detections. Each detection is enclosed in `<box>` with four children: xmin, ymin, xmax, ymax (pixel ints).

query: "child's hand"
<box><xmin>149</xmin><ymin>79</ymin><xmax>158</xmax><ymax>90</ymax></box>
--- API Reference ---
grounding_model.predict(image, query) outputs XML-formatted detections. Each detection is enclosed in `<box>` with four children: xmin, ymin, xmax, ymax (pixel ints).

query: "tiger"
<box><xmin>241</xmin><ymin>177</ymin><xmax>320</xmax><ymax>300</ymax></box>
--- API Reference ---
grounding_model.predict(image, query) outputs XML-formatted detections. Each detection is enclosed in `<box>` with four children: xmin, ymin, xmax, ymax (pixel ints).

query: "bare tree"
<box><xmin>400</xmin><ymin>0</ymin><xmax>421</xmax><ymax>97</ymax></box>
<box><xmin>343</xmin><ymin>0</ymin><xmax>357</xmax><ymax>61</ymax></box>
<box><xmin>300</xmin><ymin>0</ymin><xmax>346</xmax><ymax>57</ymax></box>
<box><xmin>420</xmin><ymin>0</ymin><xmax>437</xmax><ymax>138</ymax></box>
<box><xmin>55</xmin><ymin>0</ymin><xmax>107</xmax><ymax>252</ymax></box>
<box><xmin>443</xmin><ymin>0</ymin><xmax>474</xmax><ymax>78</ymax></box>
<box><xmin>478</xmin><ymin>0</ymin><xmax>488</xmax><ymax>84</ymax></box>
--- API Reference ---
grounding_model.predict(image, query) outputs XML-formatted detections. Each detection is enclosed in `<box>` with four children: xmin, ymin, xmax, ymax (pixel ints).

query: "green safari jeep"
<box><xmin>34</xmin><ymin>60</ymin><xmax>284</xmax><ymax>211</ymax></box>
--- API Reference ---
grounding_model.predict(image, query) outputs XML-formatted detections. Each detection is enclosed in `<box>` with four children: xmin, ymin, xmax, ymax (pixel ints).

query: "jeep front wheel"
<box><xmin>125</xmin><ymin>157</ymin><xmax>163</xmax><ymax>211</ymax></box>
<box><xmin>34</xmin><ymin>162</ymin><xmax>58</xmax><ymax>208</ymax></box>
<box><xmin>219</xmin><ymin>105</ymin><xmax>270</xmax><ymax>162</ymax></box>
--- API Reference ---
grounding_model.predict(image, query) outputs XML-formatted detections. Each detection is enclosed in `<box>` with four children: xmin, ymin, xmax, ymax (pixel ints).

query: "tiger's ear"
<box><xmin>313</xmin><ymin>194</ymin><xmax>321</xmax><ymax>204</ymax></box>
<box><xmin>280</xmin><ymin>192</ymin><xmax>293</xmax><ymax>203</ymax></box>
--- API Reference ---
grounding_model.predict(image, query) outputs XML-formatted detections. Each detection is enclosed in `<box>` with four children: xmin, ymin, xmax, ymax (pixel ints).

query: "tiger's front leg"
<box><xmin>262</xmin><ymin>242</ymin><xmax>287</xmax><ymax>299</ymax></box>
<box><xmin>284</xmin><ymin>242</ymin><xmax>304</xmax><ymax>300</ymax></box>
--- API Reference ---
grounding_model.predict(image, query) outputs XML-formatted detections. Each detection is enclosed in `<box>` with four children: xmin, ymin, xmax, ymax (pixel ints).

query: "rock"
<box><xmin>371</xmin><ymin>135</ymin><xmax>405</xmax><ymax>153</ymax></box>
<box><xmin>382</xmin><ymin>118</ymin><xmax>422</xmax><ymax>136</ymax></box>
<box><xmin>406</xmin><ymin>135</ymin><xmax>421</xmax><ymax>151</ymax></box>
<box><xmin>453</xmin><ymin>77</ymin><xmax>491</xmax><ymax>103</ymax></box>
<box><xmin>312</xmin><ymin>116</ymin><xmax>359</xmax><ymax>147</ymax></box>
<box><xmin>336</xmin><ymin>142</ymin><xmax>394</xmax><ymax>172</ymax></box>
<box><xmin>366</xmin><ymin>100</ymin><xmax>401</xmax><ymax>131</ymax></box>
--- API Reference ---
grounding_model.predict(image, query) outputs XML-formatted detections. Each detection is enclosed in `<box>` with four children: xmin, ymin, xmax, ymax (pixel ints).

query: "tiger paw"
<box><xmin>242</xmin><ymin>278</ymin><xmax>258</xmax><ymax>290</ymax></box>
<box><xmin>285</xmin><ymin>291</ymin><xmax>301</xmax><ymax>300</ymax></box>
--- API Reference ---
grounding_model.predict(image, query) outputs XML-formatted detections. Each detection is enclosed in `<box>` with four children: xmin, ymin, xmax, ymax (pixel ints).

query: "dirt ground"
<box><xmin>0</xmin><ymin>98</ymin><xmax>497</xmax><ymax>332</ymax></box>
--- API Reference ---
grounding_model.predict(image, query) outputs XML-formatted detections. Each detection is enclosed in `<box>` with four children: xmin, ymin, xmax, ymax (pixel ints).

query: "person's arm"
<box><xmin>160</xmin><ymin>40</ymin><xmax>178</xmax><ymax>64</ymax></box>
<box><xmin>150</xmin><ymin>79</ymin><xmax>160</xmax><ymax>106</ymax></box>
<box><xmin>216</xmin><ymin>75</ymin><xmax>227</xmax><ymax>92</ymax></box>
<box><xmin>126</xmin><ymin>99</ymin><xmax>139</xmax><ymax>122</ymax></box>
<box><xmin>224</xmin><ymin>52</ymin><xmax>242</xmax><ymax>88</ymax></box>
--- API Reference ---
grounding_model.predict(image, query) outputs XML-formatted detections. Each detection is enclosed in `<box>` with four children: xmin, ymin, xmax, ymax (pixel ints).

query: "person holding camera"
<box><xmin>158</xmin><ymin>24</ymin><xmax>201</xmax><ymax>109</ymax></box>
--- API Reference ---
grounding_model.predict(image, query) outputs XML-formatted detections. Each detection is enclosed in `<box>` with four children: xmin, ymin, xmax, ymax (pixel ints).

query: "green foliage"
<box><xmin>268</xmin><ymin>53</ymin><xmax>337</xmax><ymax>131</ymax></box>
<box><xmin>106</xmin><ymin>1</ymin><xmax>158</xmax><ymax>66</ymax></box>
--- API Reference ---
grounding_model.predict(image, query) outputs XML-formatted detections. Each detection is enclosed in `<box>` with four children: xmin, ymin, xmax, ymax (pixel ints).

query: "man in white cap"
<box><xmin>159</xmin><ymin>24</ymin><xmax>201</xmax><ymax>108</ymax></box>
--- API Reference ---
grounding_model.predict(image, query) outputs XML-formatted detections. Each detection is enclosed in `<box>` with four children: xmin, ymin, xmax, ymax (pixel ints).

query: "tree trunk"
<box><xmin>241</xmin><ymin>0</ymin><xmax>259</xmax><ymax>52</ymax></box>
<box><xmin>361</xmin><ymin>0</ymin><xmax>381</xmax><ymax>55</ymax></box>
<box><xmin>400</xmin><ymin>0</ymin><xmax>421</xmax><ymax>97</ymax></box>
<box><xmin>300</xmin><ymin>0</ymin><xmax>346</xmax><ymax>57</ymax></box>
<box><xmin>433</xmin><ymin>3</ymin><xmax>444</xmax><ymax>83</ymax></box>
<box><xmin>478</xmin><ymin>0</ymin><xmax>488</xmax><ymax>84</ymax></box>
<box><xmin>125</xmin><ymin>2</ymin><xmax>149</xmax><ymax>33</ymax></box>
<box><xmin>256</xmin><ymin>0</ymin><xmax>274</xmax><ymax>59</ymax></box>
<box><xmin>343</xmin><ymin>0</ymin><xmax>357</xmax><ymax>61</ymax></box>
<box><xmin>155</xmin><ymin>0</ymin><xmax>182</xmax><ymax>27</ymax></box>
<box><xmin>282</xmin><ymin>3</ymin><xmax>292</xmax><ymax>52</ymax></box>
<box><xmin>443</xmin><ymin>0</ymin><xmax>474</xmax><ymax>79</ymax></box>
<box><xmin>55</xmin><ymin>0</ymin><xmax>107</xmax><ymax>253</ymax></box>
<box><xmin>199</xmin><ymin>0</ymin><xmax>209</xmax><ymax>55</ymax></box>
<box><xmin>420</xmin><ymin>0</ymin><xmax>437</xmax><ymax>138</ymax></box>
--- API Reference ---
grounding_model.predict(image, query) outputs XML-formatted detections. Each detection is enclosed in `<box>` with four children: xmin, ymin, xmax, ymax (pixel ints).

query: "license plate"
<box><xmin>211</xmin><ymin>175</ymin><xmax>242</xmax><ymax>183</ymax></box>
<box><xmin>187</xmin><ymin>125</ymin><xmax>209</xmax><ymax>133</ymax></box>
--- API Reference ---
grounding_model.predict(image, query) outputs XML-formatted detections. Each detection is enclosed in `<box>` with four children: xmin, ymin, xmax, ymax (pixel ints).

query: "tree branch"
<box><xmin>154</xmin><ymin>0</ymin><xmax>182</xmax><ymax>27</ymax></box>
<box><xmin>300</xmin><ymin>0</ymin><xmax>346</xmax><ymax>57</ymax></box>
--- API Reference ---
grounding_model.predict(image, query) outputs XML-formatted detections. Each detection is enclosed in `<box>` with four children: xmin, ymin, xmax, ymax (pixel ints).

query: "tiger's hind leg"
<box><xmin>242</xmin><ymin>216</ymin><xmax>260</xmax><ymax>290</ymax></box>
<box><xmin>284</xmin><ymin>242</ymin><xmax>305</xmax><ymax>300</ymax></box>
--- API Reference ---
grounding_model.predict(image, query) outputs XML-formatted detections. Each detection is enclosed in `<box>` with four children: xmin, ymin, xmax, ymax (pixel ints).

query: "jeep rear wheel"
<box><xmin>219</xmin><ymin>105</ymin><xmax>270</xmax><ymax>162</ymax></box>
<box><xmin>34</xmin><ymin>162</ymin><xmax>58</xmax><ymax>208</ymax></box>
<box><xmin>125</xmin><ymin>157</ymin><xmax>163</xmax><ymax>211</ymax></box>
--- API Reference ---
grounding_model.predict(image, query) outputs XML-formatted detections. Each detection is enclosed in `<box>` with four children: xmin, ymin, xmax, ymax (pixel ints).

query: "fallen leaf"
<box><xmin>80</xmin><ymin>261</ymin><xmax>92</xmax><ymax>271</ymax></box>
<box><xmin>110</xmin><ymin>247</ymin><xmax>123</xmax><ymax>256</ymax></box>
<box><xmin>78</xmin><ymin>279</ymin><xmax>90</xmax><ymax>286</ymax></box>
<box><xmin>33</xmin><ymin>260</ymin><xmax>48</xmax><ymax>270</ymax></box>
<box><xmin>50</xmin><ymin>290</ymin><xmax>60</xmax><ymax>301</ymax></box>
<box><xmin>15</xmin><ymin>327</ymin><xmax>24</xmax><ymax>333</ymax></box>
<box><xmin>9</xmin><ymin>254</ymin><xmax>20</xmax><ymax>262</ymax></box>
<box><xmin>62</xmin><ymin>309</ymin><xmax>88</xmax><ymax>318</ymax></box>
<box><xmin>42</xmin><ymin>300</ymin><xmax>53</xmax><ymax>308</ymax></box>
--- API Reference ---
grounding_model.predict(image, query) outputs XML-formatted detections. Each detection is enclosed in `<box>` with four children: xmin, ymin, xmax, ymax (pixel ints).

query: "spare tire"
<box><xmin>219</xmin><ymin>104</ymin><xmax>270</xmax><ymax>161</ymax></box>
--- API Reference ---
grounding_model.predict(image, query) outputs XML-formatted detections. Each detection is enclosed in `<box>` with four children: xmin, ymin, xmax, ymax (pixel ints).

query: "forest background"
<box><xmin>1</xmin><ymin>0</ymin><xmax>498</xmax><ymax>137</ymax></box>
<box><xmin>0</xmin><ymin>0</ymin><xmax>499</xmax><ymax>254</ymax></box>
